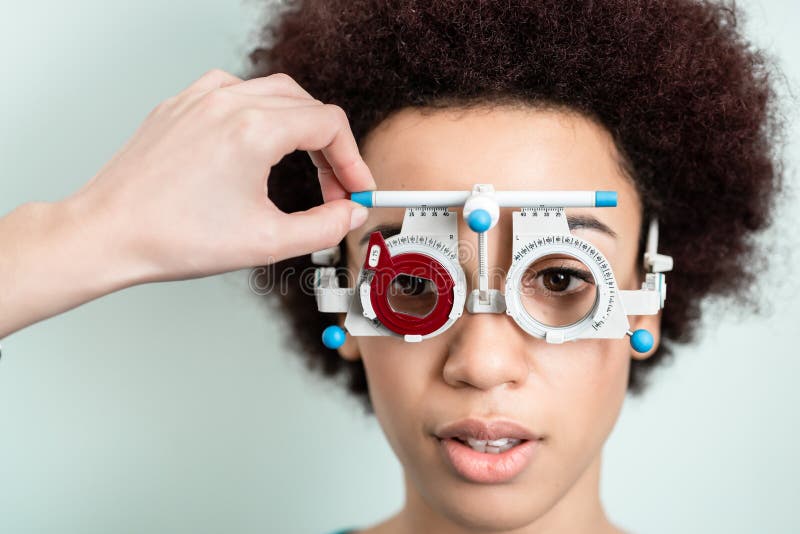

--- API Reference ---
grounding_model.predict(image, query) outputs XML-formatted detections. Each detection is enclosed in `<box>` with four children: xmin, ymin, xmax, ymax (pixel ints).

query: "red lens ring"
<box><xmin>369</xmin><ymin>252</ymin><xmax>455</xmax><ymax>336</ymax></box>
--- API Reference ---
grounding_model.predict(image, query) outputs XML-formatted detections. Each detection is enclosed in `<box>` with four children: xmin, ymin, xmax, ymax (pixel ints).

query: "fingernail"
<box><xmin>349</xmin><ymin>205</ymin><xmax>369</xmax><ymax>230</ymax></box>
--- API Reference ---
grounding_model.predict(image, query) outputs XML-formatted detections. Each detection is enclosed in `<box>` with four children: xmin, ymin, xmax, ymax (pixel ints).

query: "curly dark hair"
<box><xmin>245</xmin><ymin>0</ymin><xmax>783</xmax><ymax>414</ymax></box>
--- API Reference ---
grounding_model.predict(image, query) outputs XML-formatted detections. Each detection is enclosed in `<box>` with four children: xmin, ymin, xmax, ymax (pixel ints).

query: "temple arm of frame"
<box><xmin>644</xmin><ymin>219</ymin><xmax>673</xmax><ymax>273</ymax></box>
<box><xmin>314</xmin><ymin>267</ymin><xmax>354</xmax><ymax>313</ymax></box>
<box><xmin>620</xmin><ymin>289</ymin><xmax>661</xmax><ymax>315</ymax></box>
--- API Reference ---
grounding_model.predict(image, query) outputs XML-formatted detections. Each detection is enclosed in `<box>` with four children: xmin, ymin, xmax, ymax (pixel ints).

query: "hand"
<box><xmin>69</xmin><ymin>69</ymin><xmax>375</xmax><ymax>283</ymax></box>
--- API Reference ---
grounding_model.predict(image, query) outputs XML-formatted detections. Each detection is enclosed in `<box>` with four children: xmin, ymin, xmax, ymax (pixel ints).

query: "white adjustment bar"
<box><xmin>351</xmin><ymin>189</ymin><xmax>617</xmax><ymax>209</ymax></box>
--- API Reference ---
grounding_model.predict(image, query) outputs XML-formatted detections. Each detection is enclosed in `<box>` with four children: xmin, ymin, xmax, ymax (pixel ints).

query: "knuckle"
<box><xmin>325</xmin><ymin>103</ymin><xmax>347</xmax><ymax>120</ymax></box>
<box><xmin>323</xmin><ymin>104</ymin><xmax>349</xmax><ymax>127</ymax></box>
<box><xmin>267</xmin><ymin>72</ymin><xmax>315</xmax><ymax>100</ymax></box>
<box><xmin>148</xmin><ymin>94</ymin><xmax>185</xmax><ymax>121</ymax></box>
<box><xmin>230</xmin><ymin>109</ymin><xmax>265</xmax><ymax>145</ymax></box>
<box><xmin>267</xmin><ymin>72</ymin><xmax>294</xmax><ymax>85</ymax></box>
<box><xmin>148</xmin><ymin>97</ymin><xmax>172</xmax><ymax>118</ymax></box>
<box><xmin>202</xmin><ymin>68</ymin><xmax>229</xmax><ymax>81</ymax></box>
<box><xmin>196</xmin><ymin>88</ymin><xmax>231</xmax><ymax>114</ymax></box>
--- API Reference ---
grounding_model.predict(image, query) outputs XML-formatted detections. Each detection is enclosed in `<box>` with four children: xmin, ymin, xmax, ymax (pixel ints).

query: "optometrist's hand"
<box><xmin>0</xmin><ymin>69</ymin><xmax>375</xmax><ymax>338</ymax></box>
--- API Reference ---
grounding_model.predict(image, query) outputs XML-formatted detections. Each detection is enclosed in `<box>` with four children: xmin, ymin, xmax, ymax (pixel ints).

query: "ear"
<box><xmin>335</xmin><ymin>313</ymin><xmax>362</xmax><ymax>361</ymax></box>
<box><xmin>628</xmin><ymin>311</ymin><xmax>662</xmax><ymax>360</ymax></box>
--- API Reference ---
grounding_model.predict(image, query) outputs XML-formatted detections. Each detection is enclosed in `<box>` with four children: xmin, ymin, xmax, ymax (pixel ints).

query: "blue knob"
<box><xmin>629</xmin><ymin>329</ymin><xmax>654</xmax><ymax>353</ymax></box>
<box><xmin>467</xmin><ymin>209</ymin><xmax>492</xmax><ymax>233</ymax></box>
<box><xmin>350</xmin><ymin>191</ymin><xmax>373</xmax><ymax>208</ymax></box>
<box><xmin>595</xmin><ymin>191</ymin><xmax>618</xmax><ymax>207</ymax></box>
<box><xmin>322</xmin><ymin>325</ymin><xmax>347</xmax><ymax>349</ymax></box>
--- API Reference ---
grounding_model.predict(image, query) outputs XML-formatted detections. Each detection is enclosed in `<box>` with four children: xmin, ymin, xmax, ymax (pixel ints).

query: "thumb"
<box><xmin>269</xmin><ymin>199</ymin><xmax>369</xmax><ymax>261</ymax></box>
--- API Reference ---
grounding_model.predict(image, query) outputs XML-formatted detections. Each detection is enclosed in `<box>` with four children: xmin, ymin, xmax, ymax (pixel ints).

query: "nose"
<box><xmin>442</xmin><ymin>206</ymin><xmax>529</xmax><ymax>390</ymax></box>
<box><xmin>442</xmin><ymin>312</ymin><xmax>531</xmax><ymax>391</ymax></box>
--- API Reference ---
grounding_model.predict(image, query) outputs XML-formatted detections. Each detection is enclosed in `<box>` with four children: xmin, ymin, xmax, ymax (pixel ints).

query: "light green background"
<box><xmin>1</xmin><ymin>1</ymin><xmax>798</xmax><ymax>533</ymax></box>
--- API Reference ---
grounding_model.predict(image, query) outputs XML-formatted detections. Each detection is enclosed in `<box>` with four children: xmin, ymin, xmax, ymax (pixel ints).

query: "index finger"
<box><xmin>228</xmin><ymin>75</ymin><xmax>373</xmax><ymax>198</ymax></box>
<box><xmin>270</xmin><ymin>104</ymin><xmax>377</xmax><ymax>193</ymax></box>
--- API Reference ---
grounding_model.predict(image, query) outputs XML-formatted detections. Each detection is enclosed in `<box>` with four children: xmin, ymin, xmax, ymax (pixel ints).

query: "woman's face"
<box><xmin>340</xmin><ymin>105</ymin><xmax>660</xmax><ymax>530</ymax></box>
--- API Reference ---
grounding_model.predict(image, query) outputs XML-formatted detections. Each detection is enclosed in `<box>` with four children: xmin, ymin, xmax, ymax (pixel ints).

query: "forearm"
<box><xmin>0</xmin><ymin>195</ymin><xmax>144</xmax><ymax>338</ymax></box>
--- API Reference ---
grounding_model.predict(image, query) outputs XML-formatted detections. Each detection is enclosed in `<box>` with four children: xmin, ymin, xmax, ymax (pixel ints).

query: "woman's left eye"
<box><xmin>527</xmin><ymin>268</ymin><xmax>593</xmax><ymax>295</ymax></box>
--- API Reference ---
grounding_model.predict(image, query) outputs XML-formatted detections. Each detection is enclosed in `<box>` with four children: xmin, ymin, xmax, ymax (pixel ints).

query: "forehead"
<box><xmin>346</xmin><ymin>105</ymin><xmax>642</xmax><ymax>253</ymax></box>
<box><xmin>360</xmin><ymin>105</ymin><xmax>635</xmax><ymax>190</ymax></box>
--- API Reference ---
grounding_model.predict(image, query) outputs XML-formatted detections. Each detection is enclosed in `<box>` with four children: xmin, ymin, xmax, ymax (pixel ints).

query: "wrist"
<box><xmin>0</xmin><ymin>195</ymin><xmax>149</xmax><ymax>338</ymax></box>
<box><xmin>55</xmin><ymin>188</ymin><xmax>156</xmax><ymax>292</ymax></box>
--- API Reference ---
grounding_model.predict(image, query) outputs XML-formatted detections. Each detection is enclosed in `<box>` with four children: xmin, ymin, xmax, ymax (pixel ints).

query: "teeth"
<box><xmin>463</xmin><ymin>437</ymin><xmax>522</xmax><ymax>454</ymax></box>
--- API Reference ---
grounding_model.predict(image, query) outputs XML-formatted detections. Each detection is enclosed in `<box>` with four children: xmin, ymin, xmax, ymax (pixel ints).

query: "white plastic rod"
<box><xmin>350</xmin><ymin>189</ymin><xmax>616</xmax><ymax>208</ymax></box>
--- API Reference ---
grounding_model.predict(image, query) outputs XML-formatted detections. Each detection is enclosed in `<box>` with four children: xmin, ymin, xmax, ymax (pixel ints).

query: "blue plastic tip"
<box><xmin>595</xmin><ymin>191</ymin><xmax>617</xmax><ymax>207</ymax></box>
<box><xmin>322</xmin><ymin>325</ymin><xmax>347</xmax><ymax>349</ymax></box>
<box><xmin>467</xmin><ymin>209</ymin><xmax>492</xmax><ymax>233</ymax></box>
<box><xmin>629</xmin><ymin>329</ymin><xmax>654</xmax><ymax>353</ymax></box>
<box><xmin>350</xmin><ymin>191</ymin><xmax>373</xmax><ymax>208</ymax></box>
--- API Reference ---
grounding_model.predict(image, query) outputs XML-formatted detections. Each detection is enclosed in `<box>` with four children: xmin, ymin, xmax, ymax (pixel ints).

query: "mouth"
<box><xmin>435</xmin><ymin>417</ymin><xmax>541</xmax><ymax>443</ymax></box>
<box><xmin>434</xmin><ymin>418</ymin><xmax>543</xmax><ymax>483</ymax></box>
<box><xmin>448</xmin><ymin>436</ymin><xmax>527</xmax><ymax>453</ymax></box>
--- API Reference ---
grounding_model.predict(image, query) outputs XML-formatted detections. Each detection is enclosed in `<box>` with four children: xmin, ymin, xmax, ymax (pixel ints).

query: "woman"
<box><xmin>246</xmin><ymin>1</ymin><xmax>782</xmax><ymax>532</ymax></box>
<box><xmin>0</xmin><ymin>1</ymin><xmax>783</xmax><ymax>532</ymax></box>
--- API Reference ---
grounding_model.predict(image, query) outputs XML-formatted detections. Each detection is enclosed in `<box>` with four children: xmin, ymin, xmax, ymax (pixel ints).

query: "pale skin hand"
<box><xmin>0</xmin><ymin>69</ymin><xmax>375</xmax><ymax>339</ymax></box>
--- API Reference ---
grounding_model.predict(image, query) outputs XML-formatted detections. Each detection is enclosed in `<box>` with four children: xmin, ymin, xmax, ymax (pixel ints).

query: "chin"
<box><xmin>429</xmin><ymin>485</ymin><xmax>554</xmax><ymax>532</ymax></box>
<box><xmin>409</xmin><ymin>457</ymin><xmax>558</xmax><ymax>532</ymax></box>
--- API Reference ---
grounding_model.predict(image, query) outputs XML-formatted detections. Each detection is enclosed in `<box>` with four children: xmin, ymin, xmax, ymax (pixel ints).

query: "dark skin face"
<box><xmin>337</xmin><ymin>105</ymin><xmax>661</xmax><ymax>533</ymax></box>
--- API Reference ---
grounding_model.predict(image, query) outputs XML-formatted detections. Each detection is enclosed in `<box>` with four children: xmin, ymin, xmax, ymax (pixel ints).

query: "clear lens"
<box><xmin>387</xmin><ymin>273</ymin><xmax>439</xmax><ymax>318</ymax></box>
<box><xmin>518</xmin><ymin>254</ymin><xmax>598</xmax><ymax>327</ymax></box>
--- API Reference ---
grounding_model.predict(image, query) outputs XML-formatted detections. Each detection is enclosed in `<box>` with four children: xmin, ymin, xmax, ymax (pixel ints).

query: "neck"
<box><xmin>388</xmin><ymin>450</ymin><xmax>616</xmax><ymax>534</ymax></box>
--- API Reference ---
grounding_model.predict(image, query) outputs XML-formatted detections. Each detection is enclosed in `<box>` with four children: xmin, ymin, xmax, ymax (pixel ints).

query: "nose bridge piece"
<box><xmin>463</xmin><ymin>184</ymin><xmax>507</xmax><ymax>315</ymax></box>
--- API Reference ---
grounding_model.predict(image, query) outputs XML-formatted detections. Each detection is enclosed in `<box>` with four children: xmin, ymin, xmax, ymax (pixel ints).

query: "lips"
<box><xmin>435</xmin><ymin>418</ymin><xmax>540</xmax><ymax>442</ymax></box>
<box><xmin>438</xmin><ymin>437</ymin><xmax>539</xmax><ymax>483</ymax></box>
<box><xmin>433</xmin><ymin>417</ymin><xmax>543</xmax><ymax>483</ymax></box>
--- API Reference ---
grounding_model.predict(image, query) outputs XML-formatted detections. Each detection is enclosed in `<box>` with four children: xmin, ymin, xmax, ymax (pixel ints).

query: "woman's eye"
<box><xmin>543</xmin><ymin>271</ymin><xmax>572</xmax><ymax>292</ymax></box>
<box><xmin>524</xmin><ymin>268</ymin><xmax>593</xmax><ymax>295</ymax></box>
<box><xmin>391</xmin><ymin>274</ymin><xmax>432</xmax><ymax>296</ymax></box>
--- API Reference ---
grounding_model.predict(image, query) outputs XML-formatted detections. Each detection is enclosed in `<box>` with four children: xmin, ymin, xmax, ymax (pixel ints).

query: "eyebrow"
<box><xmin>357</xmin><ymin>214</ymin><xmax>617</xmax><ymax>245</ymax></box>
<box><xmin>566</xmin><ymin>214</ymin><xmax>618</xmax><ymax>239</ymax></box>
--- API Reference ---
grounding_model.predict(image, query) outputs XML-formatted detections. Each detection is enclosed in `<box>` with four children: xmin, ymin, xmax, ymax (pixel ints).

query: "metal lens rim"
<box><xmin>505</xmin><ymin>237</ymin><xmax>614</xmax><ymax>341</ymax></box>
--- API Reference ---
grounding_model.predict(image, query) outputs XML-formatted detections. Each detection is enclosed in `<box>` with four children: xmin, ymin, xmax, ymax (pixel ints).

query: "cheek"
<box><xmin>357</xmin><ymin>336</ymin><xmax>443</xmax><ymax>462</ymax></box>
<box><xmin>536</xmin><ymin>339</ymin><xmax>630</xmax><ymax>454</ymax></box>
